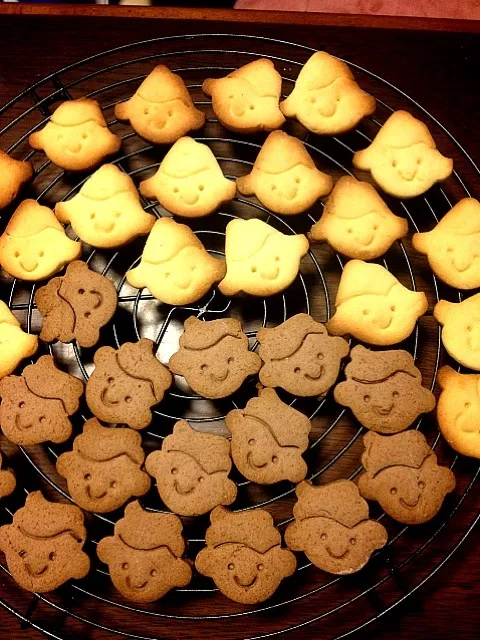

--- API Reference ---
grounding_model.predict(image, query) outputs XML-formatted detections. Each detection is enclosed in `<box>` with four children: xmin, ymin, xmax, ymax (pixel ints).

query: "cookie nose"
<box><xmin>372</xmin><ymin>308</ymin><xmax>393</xmax><ymax>330</ymax></box>
<box><xmin>180</xmin><ymin>187</ymin><xmax>200</xmax><ymax>206</ymax></box>
<box><xmin>208</xmin><ymin>361</ymin><xmax>229</xmax><ymax>382</ymax></box>
<box><xmin>19</xmin><ymin>257</ymin><xmax>39</xmax><ymax>273</ymax></box>
<box><xmin>452</xmin><ymin>252</ymin><xmax>474</xmax><ymax>273</ymax></box>
<box><xmin>354</xmin><ymin>227</ymin><xmax>375</xmax><ymax>247</ymax></box>
<box><xmin>259</xmin><ymin>263</ymin><xmax>280</xmax><ymax>281</ymax></box>
<box><xmin>317</xmin><ymin>97</ymin><xmax>337</xmax><ymax>118</ymax></box>
<box><xmin>94</xmin><ymin>217</ymin><xmax>115</xmax><ymax>233</ymax></box>
<box><xmin>231</xmin><ymin>97</ymin><xmax>247</xmax><ymax>117</ymax></box>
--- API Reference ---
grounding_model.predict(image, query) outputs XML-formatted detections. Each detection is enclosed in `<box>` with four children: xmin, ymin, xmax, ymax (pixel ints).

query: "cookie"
<box><xmin>327</xmin><ymin>260</ymin><xmax>428</xmax><ymax>345</ymax></box>
<box><xmin>434</xmin><ymin>295</ymin><xmax>480</xmax><ymax>370</ymax></box>
<box><xmin>309</xmin><ymin>176</ymin><xmax>408</xmax><ymax>260</ymax></box>
<box><xmin>35</xmin><ymin>260</ymin><xmax>117</xmax><ymax>348</ymax></box>
<box><xmin>218</xmin><ymin>218</ymin><xmax>309</xmax><ymax>297</ymax></box>
<box><xmin>0</xmin><ymin>199</ymin><xmax>82</xmax><ymax>281</ymax></box>
<box><xmin>257</xmin><ymin>314</ymin><xmax>349</xmax><ymax>396</ymax></box>
<box><xmin>114</xmin><ymin>65</ymin><xmax>205</xmax><ymax>144</ymax></box>
<box><xmin>55</xmin><ymin>164</ymin><xmax>155</xmax><ymax>249</ymax></box>
<box><xmin>437</xmin><ymin>366</ymin><xmax>480</xmax><ymax>459</ymax></box>
<box><xmin>126</xmin><ymin>218</ymin><xmax>226</xmax><ymax>306</ymax></box>
<box><xmin>358</xmin><ymin>431</ymin><xmax>456</xmax><ymax>524</ymax></box>
<box><xmin>280</xmin><ymin>51</ymin><xmax>376</xmax><ymax>135</ymax></box>
<box><xmin>334</xmin><ymin>345</ymin><xmax>435</xmax><ymax>434</ymax></box>
<box><xmin>145</xmin><ymin>420</ymin><xmax>237</xmax><ymax>516</ymax></box>
<box><xmin>56</xmin><ymin>417</ymin><xmax>151</xmax><ymax>513</ymax></box>
<box><xmin>226</xmin><ymin>387</ymin><xmax>311</xmax><ymax>484</ymax></box>
<box><xmin>29</xmin><ymin>98</ymin><xmax>121</xmax><ymax>171</ymax></box>
<box><xmin>0</xmin><ymin>301</ymin><xmax>38</xmax><ymax>380</ymax></box>
<box><xmin>412</xmin><ymin>198</ymin><xmax>480</xmax><ymax>289</ymax></box>
<box><xmin>285</xmin><ymin>480</ymin><xmax>387</xmax><ymax>575</ymax></box>
<box><xmin>203</xmin><ymin>59</ymin><xmax>285</xmax><ymax>134</ymax></box>
<box><xmin>168</xmin><ymin>316</ymin><xmax>261</xmax><ymax>399</ymax></box>
<box><xmin>139</xmin><ymin>137</ymin><xmax>236</xmax><ymax>218</ymax></box>
<box><xmin>0</xmin><ymin>150</ymin><xmax>33</xmax><ymax>210</ymax></box>
<box><xmin>0</xmin><ymin>355</ymin><xmax>84</xmax><ymax>446</ymax></box>
<box><xmin>0</xmin><ymin>451</ymin><xmax>16</xmax><ymax>499</ymax></box>
<box><xmin>86</xmin><ymin>338</ymin><xmax>172</xmax><ymax>430</ymax></box>
<box><xmin>97</xmin><ymin>501</ymin><xmax>192</xmax><ymax>602</ymax></box>
<box><xmin>195</xmin><ymin>506</ymin><xmax>296</xmax><ymax>604</ymax></box>
<box><xmin>353</xmin><ymin>111</ymin><xmax>453</xmax><ymax>198</ymax></box>
<box><xmin>0</xmin><ymin>491</ymin><xmax>90</xmax><ymax>592</ymax></box>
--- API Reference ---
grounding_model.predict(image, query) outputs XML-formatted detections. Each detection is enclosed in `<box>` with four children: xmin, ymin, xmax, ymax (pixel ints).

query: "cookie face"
<box><xmin>55</xmin><ymin>165</ymin><xmax>154</xmax><ymax>249</ymax></box>
<box><xmin>35</xmin><ymin>261</ymin><xmax>117</xmax><ymax>348</ymax></box>
<box><xmin>0</xmin><ymin>355</ymin><xmax>84</xmax><ymax>445</ymax></box>
<box><xmin>226</xmin><ymin>387</ymin><xmax>311</xmax><ymax>484</ymax></box>
<box><xmin>280</xmin><ymin>52</ymin><xmax>376</xmax><ymax>135</ymax></box>
<box><xmin>56</xmin><ymin>418</ymin><xmax>151</xmax><ymax>513</ymax></box>
<box><xmin>236</xmin><ymin>131</ymin><xmax>332</xmax><ymax>215</ymax></box>
<box><xmin>97</xmin><ymin>501</ymin><xmax>192</xmax><ymax>602</ymax></box>
<box><xmin>0</xmin><ymin>150</ymin><xmax>33</xmax><ymax>210</ymax></box>
<box><xmin>334</xmin><ymin>345</ymin><xmax>435</xmax><ymax>434</ymax></box>
<box><xmin>353</xmin><ymin>111</ymin><xmax>453</xmax><ymax>198</ymax></box>
<box><xmin>139</xmin><ymin>137</ymin><xmax>236</xmax><ymax>218</ymax></box>
<box><xmin>86</xmin><ymin>338</ymin><xmax>172</xmax><ymax>430</ymax></box>
<box><xmin>309</xmin><ymin>176</ymin><xmax>408</xmax><ymax>260</ymax></box>
<box><xmin>169</xmin><ymin>316</ymin><xmax>261</xmax><ymax>399</ymax></box>
<box><xmin>195</xmin><ymin>506</ymin><xmax>296</xmax><ymax>604</ymax></box>
<box><xmin>0</xmin><ymin>451</ymin><xmax>16</xmax><ymax>499</ymax></box>
<box><xmin>114</xmin><ymin>65</ymin><xmax>205</xmax><ymax>144</ymax></box>
<box><xmin>285</xmin><ymin>480</ymin><xmax>387</xmax><ymax>575</ymax></box>
<box><xmin>358</xmin><ymin>431</ymin><xmax>456</xmax><ymax>524</ymax></box>
<box><xmin>145</xmin><ymin>420</ymin><xmax>237</xmax><ymax>516</ymax></box>
<box><xmin>0</xmin><ymin>200</ymin><xmax>82</xmax><ymax>281</ymax></box>
<box><xmin>327</xmin><ymin>260</ymin><xmax>428</xmax><ymax>346</ymax></box>
<box><xmin>257</xmin><ymin>314</ymin><xmax>349</xmax><ymax>396</ymax></box>
<box><xmin>126</xmin><ymin>218</ymin><xmax>226</xmax><ymax>306</ymax></box>
<box><xmin>203</xmin><ymin>59</ymin><xmax>285</xmax><ymax>134</ymax></box>
<box><xmin>0</xmin><ymin>491</ymin><xmax>90</xmax><ymax>592</ymax></box>
<box><xmin>29</xmin><ymin>98</ymin><xmax>121</xmax><ymax>171</ymax></box>
<box><xmin>218</xmin><ymin>218</ymin><xmax>309</xmax><ymax>297</ymax></box>
<box><xmin>434</xmin><ymin>295</ymin><xmax>480</xmax><ymax>370</ymax></box>
<box><xmin>413</xmin><ymin>198</ymin><xmax>480</xmax><ymax>289</ymax></box>
<box><xmin>0</xmin><ymin>301</ymin><xmax>38</xmax><ymax>380</ymax></box>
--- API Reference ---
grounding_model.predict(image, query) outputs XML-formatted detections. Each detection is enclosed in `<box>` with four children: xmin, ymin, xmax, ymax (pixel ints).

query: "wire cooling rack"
<box><xmin>0</xmin><ymin>33</ymin><xmax>479</xmax><ymax>640</ymax></box>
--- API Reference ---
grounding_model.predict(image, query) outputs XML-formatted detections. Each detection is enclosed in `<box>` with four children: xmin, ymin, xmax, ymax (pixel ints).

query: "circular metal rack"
<box><xmin>0</xmin><ymin>33</ymin><xmax>479</xmax><ymax>640</ymax></box>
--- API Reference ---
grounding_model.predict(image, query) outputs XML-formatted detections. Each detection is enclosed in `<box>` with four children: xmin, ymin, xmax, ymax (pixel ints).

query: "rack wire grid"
<box><xmin>0</xmin><ymin>33</ymin><xmax>478</xmax><ymax>640</ymax></box>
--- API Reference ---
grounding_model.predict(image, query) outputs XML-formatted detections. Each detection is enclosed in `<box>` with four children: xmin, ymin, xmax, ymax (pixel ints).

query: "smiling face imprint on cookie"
<box><xmin>434</xmin><ymin>294</ymin><xmax>480</xmax><ymax>371</ymax></box>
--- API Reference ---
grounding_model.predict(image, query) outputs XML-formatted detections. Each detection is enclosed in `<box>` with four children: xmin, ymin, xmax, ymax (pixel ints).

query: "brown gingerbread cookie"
<box><xmin>0</xmin><ymin>491</ymin><xmax>90</xmax><ymax>593</ymax></box>
<box><xmin>35</xmin><ymin>260</ymin><xmax>117</xmax><ymax>349</ymax></box>
<box><xmin>257</xmin><ymin>314</ymin><xmax>349</xmax><ymax>396</ymax></box>
<box><xmin>334</xmin><ymin>345</ymin><xmax>436</xmax><ymax>434</ymax></box>
<box><xmin>86</xmin><ymin>338</ymin><xmax>172</xmax><ymax>430</ymax></box>
<box><xmin>0</xmin><ymin>451</ymin><xmax>16</xmax><ymax>499</ymax></box>
<box><xmin>358</xmin><ymin>431</ymin><xmax>456</xmax><ymax>525</ymax></box>
<box><xmin>168</xmin><ymin>316</ymin><xmax>261</xmax><ymax>399</ymax></box>
<box><xmin>97</xmin><ymin>501</ymin><xmax>192</xmax><ymax>602</ymax></box>
<box><xmin>145</xmin><ymin>420</ymin><xmax>237</xmax><ymax>516</ymax></box>
<box><xmin>195</xmin><ymin>506</ymin><xmax>296</xmax><ymax>604</ymax></box>
<box><xmin>0</xmin><ymin>355</ymin><xmax>84</xmax><ymax>445</ymax></box>
<box><xmin>226</xmin><ymin>387</ymin><xmax>311</xmax><ymax>484</ymax></box>
<box><xmin>56</xmin><ymin>417</ymin><xmax>151</xmax><ymax>513</ymax></box>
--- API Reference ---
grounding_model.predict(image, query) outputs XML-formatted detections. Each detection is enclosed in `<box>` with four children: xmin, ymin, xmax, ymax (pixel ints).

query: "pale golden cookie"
<box><xmin>115</xmin><ymin>65</ymin><xmax>205</xmax><ymax>144</ymax></box>
<box><xmin>203</xmin><ymin>59</ymin><xmax>285</xmax><ymax>134</ymax></box>
<box><xmin>412</xmin><ymin>198</ymin><xmax>480</xmax><ymax>289</ymax></box>
<box><xmin>126</xmin><ymin>218</ymin><xmax>226</xmax><ymax>306</ymax></box>
<box><xmin>0</xmin><ymin>151</ymin><xmax>33</xmax><ymax>210</ymax></box>
<box><xmin>218</xmin><ymin>218</ymin><xmax>309</xmax><ymax>297</ymax></box>
<box><xmin>434</xmin><ymin>295</ymin><xmax>480</xmax><ymax>371</ymax></box>
<box><xmin>353</xmin><ymin>111</ymin><xmax>453</xmax><ymax>198</ymax></box>
<box><xmin>55</xmin><ymin>164</ymin><xmax>154</xmax><ymax>248</ymax></box>
<box><xmin>236</xmin><ymin>131</ymin><xmax>332</xmax><ymax>215</ymax></box>
<box><xmin>0</xmin><ymin>302</ymin><xmax>38</xmax><ymax>380</ymax></box>
<box><xmin>280</xmin><ymin>51</ymin><xmax>376</xmax><ymax>135</ymax></box>
<box><xmin>327</xmin><ymin>260</ymin><xmax>428</xmax><ymax>345</ymax></box>
<box><xmin>309</xmin><ymin>176</ymin><xmax>408</xmax><ymax>259</ymax></box>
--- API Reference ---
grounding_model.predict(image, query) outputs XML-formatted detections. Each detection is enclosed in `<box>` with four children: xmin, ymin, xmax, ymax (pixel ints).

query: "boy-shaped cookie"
<box><xmin>97</xmin><ymin>501</ymin><xmax>192</xmax><ymax>602</ymax></box>
<box><xmin>56</xmin><ymin>418</ymin><xmax>151</xmax><ymax>513</ymax></box>
<box><xmin>0</xmin><ymin>451</ymin><xmax>16</xmax><ymax>499</ymax></box>
<box><xmin>434</xmin><ymin>294</ymin><xmax>480</xmax><ymax>370</ymax></box>
<box><xmin>145</xmin><ymin>420</ymin><xmax>237</xmax><ymax>516</ymax></box>
<box><xmin>358</xmin><ymin>431</ymin><xmax>456</xmax><ymax>524</ymax></box>
<box><xmin>285</xmin><ymin>480</ymin><xmax>387</xmax><ymax>575</ymax></box>
<box><xmin>0</xmin><ymin>150</ymin><xmax>33</xmax><ymax>210</ymax></box>
<box><xmin>195</xmin><ymin>506</ymin><xmax>296</xmax><ymax>604</ymax></box>
<box><xmin>0</xmin><ymin>301</ymin><xmax>38</xmax><ymax>379</ymax></box>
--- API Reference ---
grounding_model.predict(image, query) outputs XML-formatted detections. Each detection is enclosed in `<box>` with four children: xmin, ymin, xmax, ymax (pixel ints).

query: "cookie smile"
<box><xmin>234</xmin><ymin>575</ymin><xmax>258</xmax><ymax>588</ymax></box>
<box><xmin>19</xmin><ymin>260</ymin><xmax>38</xmax><ymax>273</ymax></box>
<box><xmin>14</xmin><ymin>414</ymin><xmax>35</xmax><ymax>431</ymax></box>
<box><xmin>373</xmin><ymin>404</ymin><xmax>393</xmax><ymax>416</ymax></box>
<box><xmin>126</xmin><ymin>577</ymin><xmax>149</xmax><ymax>590</ymax></box>
<box><xmin>247</xmin><ymin>452</ymin><xmax>268</xmax><ymax>469</ymax></box>
<box><xmin>86</xmin><ymin>486</ymin><xmax>108</xmax><ymax>500</ymax></box>
<box><xmin>209</xmin><ymin>371</ymin><xmax>229</xmax><ymax>383</ymax></box>
<box><xmin>100</xmin><ymin>388</ymin><xmax>120</xmax><ymax>406</ymax></box>
<box><xmin>326</xmin><ymin>547</ymin><xmax>349</xmax><ymax>560</ymax></box>
<box><xmin>304</xmin><ymin>365</ymin><xmax>324</xmax><ymax>381</ymax></box>
<box><xmin>174</xmin><ymin>480</ymin><xmax>195</xmax><ymax>496</ymax></box>
<box><xmin>400</xmin><ymin>497</ymin><xmax>420</xmax><ymax>509</ymax></box>
<box><xmin>25</xmin><ymin>563</ymin><xmax>48</xmax><ymax>577</ymax></box>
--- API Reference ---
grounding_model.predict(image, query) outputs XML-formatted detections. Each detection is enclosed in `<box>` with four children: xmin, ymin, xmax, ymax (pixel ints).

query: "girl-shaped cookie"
<box><xmin>0</xmin><ymin>200</ymin><xmax>81</xmax><ymax>281</ymax></box>
<box><xmin>29</xmin><ymin>98</ymin><xmax>121</xmax><ymax>171</ymax></box>
<box><xmin>0</xmin><ymin>301</ymin><xmax>38</xmax><ymax>379</ymax></box>
<box><xmin>434</xmin><ymin>294</ymin><xmax>480</xmax><ymax>370</ymax></box>
<box><xmin>353</xmin><ymin>111</ymin><xmax>453</xmax><ymax>198</ymax></box>
<box><xmin>0</xmin><ymin>150</ymin><xmax>33</xmax><ymax>210</ymax></box>
<box><xmin>327</xmin><ymin>260</ymin><xmax>428</xmax><ymax>346</ymax></box>
<box><xmin>280</xmin><ymin>51</ymin><xmax>376</xmax><ymax>135</ymax></box>
<box><xmin>115</xmin><ymin>65</ymin><xmax>205</xmax><ymax>144</ymax></box>
<box><xmin>309</xmin><ymin>176</ymin><xmax>408</xmax><ymax>260</ymax></box>
<box><xmin>126</xmin><ymin>218</ymin><xmax>226</xmax><ymax>306</ymax></box>
<box><xmin>236</xmin><ymin>131</ymin><xmax>332</xmax><ymax>215</ymax></box>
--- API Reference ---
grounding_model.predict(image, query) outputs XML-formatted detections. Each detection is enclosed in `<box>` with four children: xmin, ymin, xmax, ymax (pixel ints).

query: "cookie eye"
<box><xmin>271</xmin><ymin>184</ymin><xmax>277</xmax><ymax>191</ymax></box>
<box><xmin>447</xmin><ymin>247</ymin><xmax>453</xmax><ymax>253</ymax></box>
<box><xmin>390</xmin><ymin>487</ymin><xmax>397</xmax><ymax>495</ymax></box>
<box><xmin>198</xmin><ymin>184</ymin><xmax>204</xmax><ymax>192</ymax></box>
<box><xmin>38</xmin><ymin>251</ymin><xmax>44</xmax><ymax>258</ymax></box>
<box><xmin>350</xmin><ymin>538</ymin><xmax>356</xmax><ymax>546</ymax></box>
<box><xmin>271</xmin><ymin>455</ymin><xmax>278</xmax><ymax>463</ymax></box>
<box><xmin>275</xmin><ymin>256</ymin><xmax>280</xmax><ymax>262</ymax></box>
<box><xmin>362</xmin><ymin>309</ymin><xmax>369</xmax><ymax>316</ymax></box>
<box><xmin>168</xmin><ymin>110</ymin><xmax>173</xmax><ymax>117</ymax></box>
<box><xmin>173</xmin><ymin>187</ymin><xmax>179</xmax><ymax>194</ymax></box>
<box><xmin>320</xmin><ymin>533</ymin><xmax>327</xmax><ymax>541</ymax></box>
<box><xmin>373</xmin><ymin>225</ymin><xmax>379</xmax><ymax>231</ymax></box>
<box><xmin>78</xmin><ymin>288</ymin><xmax>85</xmax><ymax>295</ymax></box>
<box><xmin>295</xmin><ymin>178</ymin><xmax>301</xmax><ymax>184</ymax></box>
<box><xmin>82</xmin><ymin>133</ymin><xmax>88</xmax><ymax>140</ymax></box>
<box><xmin>257</xmin><ymin>563</ymin><xmax>264</xmax><ymax>571</ymax></box>
<box><xmin>227</xmin><ymin>357</ymin><xmax>234</xmax><ymax>365</ymax></box>
<box><xmin>248</xmin><ymin>438</ymin><xmax>255</xmax><ymax>446</ymax></box>
<box><xmin>465</xmin><ymin>401</ymin><xmax>471</xmax><ymax>408</ymax></box>
<box><xmin>294</xmin><ymin>367</ymin><xmax>301</xmax><ymax>374</ymax></box>
<box><xmin>171</xmin><ymin>468</ymin><xmax>178</xmax><ymax>475</ymax></box>
<box><xmin>19</xmin><ymin>401</ymin><xmax>25</xmax><ymax>408</ymax></box>
<box><xmin>122</xmin><ymin>562</ymin><xmax>129</xmax><ymax>570</ymax></box>
<box><xmin>251</xmin><ymin>266</ymin><xmax>257</xmax><ymax>273</ymax></box>
<box><xmin>18</xmin><ymin>550</ymin><xmax>26</xmax><ymax>558</ymax></box>
<box><xmin>14</xmin><ymin>251</ymin><xmax>20</xmax><ymax>258</ymax></box>
<box><xmin>84</xmin><ymin>311</ymin><xmax>91</xmax><ymax>319</ymax></box>
<box><xmin>150</xmin><ymin>569</ymin><xmax>157</xmax><ymax>577</ymax></box>
<box><xmin>110</xmin><ymin>480</ymin><xmax>117</xmax><ymax>488</ymax></box>
<box><xmin>125</xmin><ymin>396</ymin><xmax>132</xmax><ymax>403</ymax></box>
<box><xmin>416</xmin><ymin>157</ymin><xmax>423</xmax><ymax>165</ymax></box>
<box><xmin>90</xmin><ymin>213</ymin><xmax>95</xmax><ymax>220</ymax></box>
<box><xmin>144</xmin><ymin>108</ymin><xmax>149</xmax><ymax>115</ymax></box>
<box><xmin>418</xmin><ymin>481</ymin><xmax>425</xmax><ymax>489</ymax></box>
<box><xmin>392</xmin><ymin>391</ymin><xmax>399</xmax><ymax>398</ymax></box>
<box><xmin>390</xmin><ymin>305</ymin><xmax>396</xmax><ymax>312</ymax></box>
<box><xmin>200</xmin><ymin>364</ymin><xmax>208</xmax><ymax>371</ymax></box>
<box><xmin>363</xmin><ymin>395</ymin><xmax>370</xmax><ymax>404</ymax></box>
<box><xmin>198</xmin><ymin>476</ymin><xmax>205</xmax><ymax>483</ymax></box>
<box><xmin>107</xmin><ymin>377</ymin><xmax>114</xmax><ymax>383</ymax></box>
<box><xmin>49</xmin><ymin>552</ymin><xmax>56</xmax><ymax>561</ymax></box>
<box><xmin>317</xmin><ymin>353</ymin><xmax>324</xmax><ymax>360</ymax></box>
<box><xmin>249</xmin><ymin>105</ymin><xmax>255</xmax><ymax>111</ymax></box>
<box><xmin>39</xmin><ymin>416</ymin><xmax>46</xmax><ymax>424</ymax></box>
<box><xmin>228</xmin><ymin>563</ymin><xmax>234</xmax><ymax>570</ymax></box>
<box><xmin>114</xmin><ymin>211</ymin><xmax>121</xmax><ymax>218</ymax></box>
<box><xmin>84</xmin><ymin>473</ymin><xmax>91</xmax><ymax>481</ymax></box>
<box><xmin>392</xmin><ymin>159</ymin><xmax>398</xmax><ymax>168</ymax></box>
<box><xmin>347</xmin><ymin>228</ymin><xmax>353</xmax><ymax>235</ymax></box>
